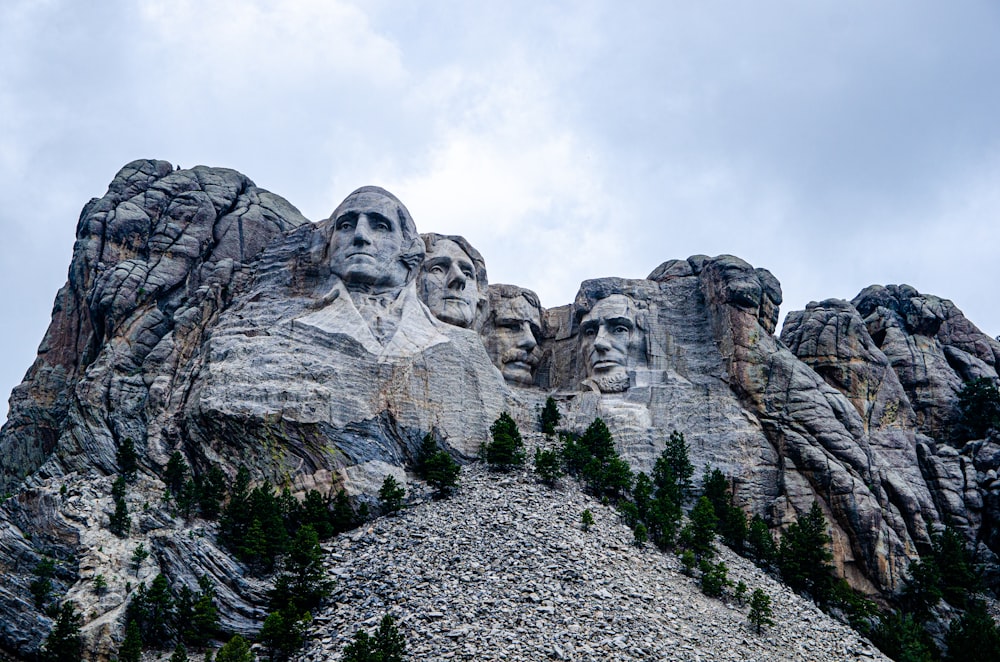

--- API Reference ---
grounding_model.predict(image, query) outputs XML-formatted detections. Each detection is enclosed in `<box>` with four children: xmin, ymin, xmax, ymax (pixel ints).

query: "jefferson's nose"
<box><xmin>447</xmin><ymin>263</ymin><xmax>467</xmax><ymax>290</ymax></box>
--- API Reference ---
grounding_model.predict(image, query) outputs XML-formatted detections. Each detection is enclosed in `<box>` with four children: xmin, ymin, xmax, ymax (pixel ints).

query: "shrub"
<box><xmin>748</xmin><ymin>589</ymin><xmax>775</xmax><ymax>633</ymax></box>
<box><xmin>484</xmin><ymin>412</ymin><xmax>526</xmax><ymax>471</ymax></box>
<box><xmin>378</xmin><ymin>475</ymin><xmax>406</xmax><ymax>514</ymax></box>
<box><xmin>944</xmin><ymin>599</ymin><xmax>1000</xmax><ymax>662</ymax></box>
<box><xmin>260</xmin><ymin>606</ymin><xmax>309</xmax><ymax>662</ymax></box>
<box><xmin>170</xmin><ymin>643</ymin><xmax>189</xmax><ymax>662</ymax></box>
<box><xmin>581</xmin><ymin>509</ymin><xmax>594</xmax><ymax>531</ymax></box>
<box><xmin>869</xmin><ymin>611</ymin><xmax>937</xmax><ymax>662</ymax></box>
<box><xmin>118</xmin><ymin>620</ymin><xmax>143</xmax><ymax>662</ymax></box>
<box><xmin>540</xmin><ymin>397</ymin><xmax>561</xmax><ymax>435</ymax></box>
<box><xmin>30</xmin><ymin>558</ymin><xmax>56</xmax><ymax>610</ymax></box>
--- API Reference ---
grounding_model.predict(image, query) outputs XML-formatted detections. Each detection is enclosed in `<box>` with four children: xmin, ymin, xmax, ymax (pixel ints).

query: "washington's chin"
<box><xmin>502</xmin><ymin>362</ymin><xmax>536</xmax><ymax>384</ymax></box>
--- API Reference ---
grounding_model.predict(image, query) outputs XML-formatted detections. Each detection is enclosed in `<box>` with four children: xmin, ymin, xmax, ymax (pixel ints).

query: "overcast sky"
<box><xmin>2</xmin><ymin>0</ymin><xmax>999</xmax><ymax>424</ymax></box>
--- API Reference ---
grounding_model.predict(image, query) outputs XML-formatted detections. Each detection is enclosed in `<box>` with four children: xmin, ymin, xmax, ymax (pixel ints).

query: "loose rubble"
<box><xmin>302</xmin><ymin>436</ymin><xmax>888</xmax><ymax>662</ymax></box>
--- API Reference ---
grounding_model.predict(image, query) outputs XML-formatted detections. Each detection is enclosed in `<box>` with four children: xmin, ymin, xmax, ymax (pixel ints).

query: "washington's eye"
<box><xmin>336</xmin><ymin>219</ymin><xmax>355</xmax><ymax>231</ymax></box>
<box><xmin>429</xmin><ymin>265</ymin><xmax>445</xmax><ymax>274</ymax></box>
<box><xmin>376</xmin><ymin>220</ymin><xmax>391</xmax><ymax>231</ymax></box>
<box><xmin>462</xmin><ymin>269</ymin><xmax>474</xmax><ymax>279</ymax></box>
<box><xmin>614</xmin><ymin>325</ymin><xmax>630</xmax><ymax>334</ymax></box>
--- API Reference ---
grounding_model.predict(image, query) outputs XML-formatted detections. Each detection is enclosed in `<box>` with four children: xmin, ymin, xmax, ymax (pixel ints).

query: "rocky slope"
<box><xmin>0</xmin><ymin>159</ymin><xmax>997</xmax><ymax>659</ymax></box>
<box><xmin>304</xmin><ymin>438</ymin><xmax>888</xmax><ymax>662</ymax></box>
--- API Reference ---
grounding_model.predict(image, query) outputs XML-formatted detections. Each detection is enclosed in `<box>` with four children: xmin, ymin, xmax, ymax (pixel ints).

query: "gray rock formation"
<box><xmin>1</xmin><ymin>160</ymin><xmax>998</xmax><ymax>659</ymax></box>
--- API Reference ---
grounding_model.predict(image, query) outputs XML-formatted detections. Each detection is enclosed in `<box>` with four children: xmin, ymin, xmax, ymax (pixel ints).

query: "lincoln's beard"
<box><xmin>593</xmin><ymin>371</ymin><xmax>630</xmax><ymax>393</ymax></box>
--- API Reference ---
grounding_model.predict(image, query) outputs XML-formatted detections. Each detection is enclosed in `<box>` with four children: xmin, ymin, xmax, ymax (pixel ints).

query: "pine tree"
<box><xmin>215</xmin><ymin>634</ymin><xmax>253</xmax><ymax>662</ymax></box>
<box><xmin>127</xmin><ymin>574</ymin><xmax>175</xmax><ymax>647</ymax></box>
<box><xmin>119</xmin><ymin>620</ymin><xmax>143</xmax><ymax>662</ymax></box>
<box><xmin>415</xmin><ymin>433</ymin><xmax>439</xmax><ymax>479</ymax></box>
<box><xmin>109</xmin><ymin>494</ymin><xmax>131</xmax><ymax>538</ymax></box>
<box><xmin>660</xmin><ymin>430</ymin><xmax>694</xmax><ymax>497</ymax></box>
<box><xmin>633</xmin><ymin>522</ymin><xmax>648</xmax><ymax>547</ymax></box>
<box><xmin>869</xmin><ymin>611</ymin><xmax>937</xmax><ymax>662</ymax></box>
<box><xmin>269</xmin><ymin>525</ymin><xmax>332</xmax><ymax>615</ymax></box>
<box><xmin>748</xmin><ymin>589</ymin><xmax>775</xmax><ymax>633</ymax></box>
<box><xmin>260</xmin><ymin>606</ymin><xmax>308</xmax><ymax>661</ymax></box>
<box><xmin>580</xmin><ymin>418</ymin><xmax>616</xmax><ymax>461</ymax></box>
<box><xmin>424</xmin><ymin>450</ymin><xmax>461</xmax><ymax>498</ymax></box>
<box><xmin>342</xmin><ymin>614</ymin><xmax>405</xmax><ymax>662</ymax></box>
<box><xmin>170</xmin><ymin>643</ymin><xmax>190</xmax><ymax>662</ymax></box>
<box><xmin>117</xmin><ymin>437</ymin><xmax>139</xmax><ymax>480</ymax></box>
<box><xmin>30</xmin><ymin>558</ymin><xmax>55</xmax><ymax>610</ymax></box>
<box><xmin>41</xmin><ymin>601</ymin><xmax>83</xmax><ymax>661</ymax></box>
<box><xmin>581</xmin><ymin>509</ymin><xmax>594</xmax><ymax>531</ymax></box>
<box><xmin>540</xmin><ymin>397</ymin><xmax>561</xmax><ymax>435</ymax></box>
<box><xmin>633</xmin><ymin>472</ymin><xmax>653</xmax><ymax>522</ymax></box>
<box><xmin>300</xmin><ymin>489</ymin><xmax>334</xmax><ymax>539</ymax></box>
<box><xmin>331</xmin><ymin>488</ymin><xmax>358</xmax><ymax>534</ymax></box>
<box><xmin>484</xmin><ymin>412</ymin><xmax>526</xmax><ymax>471</ymax></box>
<box><xmin>378</xmin><ymin>475</ymin><xmax>406</xmax><ymax>514</ymax></box>
<box><xmin>747</xmin><ymin>515</ymin><xmax>777</xmax><ymax>566</ymax></box>
<box><xmin>681</xmin><ymin>496</ymin><xmax>718</xmax><ymax>558</ymax></box>
<box><xmin>957</xmin><ymin>377</ymin><xmax>1000</xmax><ymax>440</ymax></box>
<box><xmin>778</xmin><ymin>501</ymin><xmax>835</xmax><ymax>603</ymax></box>
<box><xmin>164</xmin><ymin>451</ymin><xmax>188</xmax><ymax>494</ymax></box>
<box><xmin>533</xmin><ymin>447</ymin><xmax>563</xmax><ymax>486</ymax></box>
<box><xmin>189</xmin><ymin>576</ymin><xmax>219</xmax><ymax>646</ymax></box>
<box><xmin>944</xmin><ymin>599</ymin><xmax>1000</xmax><ymax>662</ymax></box>
<box><xmin>197</xmin><ymin>466</ymin><xmax>227</xmax><ymax>520</ymax></box>
<box><xmin>698</xmin><ymin>559</ymin><xmax>729</xmax><ymax>598</ymax></box>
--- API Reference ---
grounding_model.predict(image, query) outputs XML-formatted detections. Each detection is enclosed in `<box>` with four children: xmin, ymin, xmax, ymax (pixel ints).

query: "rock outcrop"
<box><xmin>1</xmin><ymin>160</ymin><xmax>997</xmax><ymax>659</ymax></box>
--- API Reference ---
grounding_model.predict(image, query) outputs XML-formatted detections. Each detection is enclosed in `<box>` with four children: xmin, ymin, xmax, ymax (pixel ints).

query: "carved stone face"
<box><xmin>419</xmin><ymin>239</ymin><xmax>481</xmax><ymax>328</ymax></box>
<box><xmin>489</xmin><ymin>295</ymin><xmax>541</xmax><ymax>384</ymax></box>
<box><xmin>329</xmin><ymin>190</ymin><xmax>409</xmax><ymax>292</ymax></box>
<box><xmin>579</xmin><ymin>294</ymin><xmax>639</xmax><ymax>393</ymax></box>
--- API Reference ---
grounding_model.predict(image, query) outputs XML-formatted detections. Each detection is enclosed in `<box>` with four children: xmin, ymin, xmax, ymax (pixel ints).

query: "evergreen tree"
<box><xmin>119</xmin><ymin>620</ymin><xmax>143</xmax><ymax>662</ymax></box>
<box><xmin>901</xmin><ymin>555</ymin><xmax>943</xmax><ymax>619</ymax></box>
<box><xmin>269</xmin><ymin>525</ymin><xmax>332</xmax><ymax>616</ymax></box>
<box><xmin>932</xmin><ymin>525</ymin><xmax>979</xmax><ymax>607</ymax></box>
<box><xmin>580</xmin><ymin>418</ymin><xmax>616</xmax><ymax>462</ymax></box>
<box><xmin>170</xmin><ymin>643</ymin><xmax>190</xmax><ymax>662</ymax></box>
<box><xmin>260</xmin><ymin>607</ymin><xmax>308</xmax><ymax>661</ymax></box>
<box><xmin>415</xmin><ymin>433</ymin><xmax>446</xmax><ymax>479</ymax></box>
<box><xmin>30</xmin><ymin>558</ymin><xmax>56</xmax><ymax>610</ymax></box>
<box><xmin>533</xmin><ymin>447</ymin><xmax>563</xmax><ymax>486</ymax></box>
<box><xmin>218</xmin><ymin>466</ymin><xmax>253</xmax><ymax>550</ymax></box>
<box><xmin>659</xmin><ymin>430</ymin><xmax>694</xmax><ymax>497</ymax></box>
<box><xmin>109</xmin><ymin>494</ymin><xmax>131</xmax><ymax>538</ymax></box>
<box><xmin>331</xmin><ymin>488</ymin><xmax>359</xmax><ymax>534</ymax></box>
<box><xmin>602</xmin><ymin>457</ymin><xmax>634</xmax><ymax>499</ymax></box>
<box><xmin>581</xmin><ymin>509</ymin><xmax>594</xmax><ymax>531</ymax></box>
<box><xmin>127</xmin><ymin>574</ymin><xmax>175</xmax><ymax>647</ymax></box>
<box><xmin>342</xmin><ymin>614</ymin><xmax>405</xmax><ymax>662</ymax></box>
<box><xmin>190</xmin><ymin>576</ymin><xmax>220</xmax><ymax>647</ymax></box>
<box><xmin>540</xmin><ymin>397</ymin><xmax>561</xmax><ymax>435</ymax></box>
<box><xmin>378</xmin><ymin>475</ymin><xmax>406</xmax><ymax>514</ymax></box>
<box><xmin>131</xmin><ymin>543</ymin><xmax>149</xmax><ymax>573</ymax></box>
<box><xmin>197</xmin><ymin>466</ymin><xmax>227</xmax><ymax>520</ymax></box>
<box><xmin>215</xmin><ymin>634</ymin><xmax>254</xmax><ymax>662</ymax></box>
<box><xmin>747</xmin><ymin>515</ymin><xmax>777</xmax><ymax>566</ymax></box>
<box><xmin>698</xmin><ymin>559</ymin><xmax>730</xmax><ymax>598</ymax></box>
<box><xmin>944</xmin><ymin>599</ymin><xmax>1000</xmax><ymax>662</ymax></box>
<box><xmin>112</xmin><ymin>474</ymin><xmax>128</xmax><ymax>501</ymax></box>
<box><xmin>165</xmin><ymin>451</ymin><xmax>188</xmax><ymax>494</ymax></box>
<box><xmin>300</xmin><ymin>489</ymin><xmax>334</xmax><ymax>539</ymax></box>
<box><xmin>176</xmin><ymin>479</ymin><xmax>200</xmax><ymax>519</ymax></box>
<box><xmin>117</xmin><ymin>437</ymin><xmax>139</xmax><ymax>480</ymax></box>
<box><xmin>748</xmin><ymin>589</ymin><xmax>775</xmax><ymax>633</ymax></box>
<box><xmin>633</xmin><ymin>472</ymin><xmax>653</xmax><ymax>523</ymax></box>
<box><xmin>778</xmin><ymin>501</ymin><xmax>835</xmax><ymax>603</ymax></box>
<box><xmin>957</xmin><ymin>377</ymin><xmax>1000</xmax><ymax>440</ymax></box>
<box><xmin>633</xmin><ymin>522</ymin><xmax>648</xmax><ymax>547</ymax></box>
<box><xmin>41</xmin><ymin>601</ymin><xmax>83</xmax><ymax>662</ymax></box>
<box><xmin>484</xmin><ymin>412</ymin><xmax>526</xmax><ymax>471</ymax></box>
<box><xmin>701</xmin><ymin>467</ymin><xmax>747</xmax><ymax>552</ymax></box>
<box><xmin>680</xmin><ymin>496</ymin><xmax>718</xmax><ymax>558</ymax></box>
<box><xmin>869</xmin><ymin>611</ymin><xmax>937</xmax><ymax>662</ymax></box>
<box><xmin>646</xmin><ymin>490</ymin><xmax>682</xmax><ymax>550</ymax></box>
<box><xmin>424</xmin><ymin>450</ymin><xmax>461</xmax><ymax>498</ymax></box>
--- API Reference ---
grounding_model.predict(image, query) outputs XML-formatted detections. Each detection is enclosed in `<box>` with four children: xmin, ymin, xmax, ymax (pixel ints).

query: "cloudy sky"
<box><xmin>2</xmin><ymin>0</ymin><xmax>999</xmax><ymax>423</ymax></box>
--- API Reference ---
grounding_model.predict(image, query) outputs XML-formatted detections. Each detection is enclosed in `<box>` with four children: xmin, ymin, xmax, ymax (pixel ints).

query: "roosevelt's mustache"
<box><xmin>501</xmin><ymin>349</ymin><xmax>539</xmax><ymax>367</ymax></box>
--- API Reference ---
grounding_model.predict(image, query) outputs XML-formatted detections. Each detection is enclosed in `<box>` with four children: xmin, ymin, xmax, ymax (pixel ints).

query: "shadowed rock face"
<box><xmin>1</xmin><ymin>162</ymin><xmax>999</xmax><ymax>659</ymax></box>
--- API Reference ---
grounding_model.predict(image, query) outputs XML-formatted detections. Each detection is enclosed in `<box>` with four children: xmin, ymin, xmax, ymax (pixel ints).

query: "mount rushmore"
<box><xmin>0</xmin><ymin>159</ymin><xmax>998</xmax><ymax>656</ymax></box>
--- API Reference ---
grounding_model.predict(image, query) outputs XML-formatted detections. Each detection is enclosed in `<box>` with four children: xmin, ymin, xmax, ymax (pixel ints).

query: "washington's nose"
<box><xmin>353</xmin><ymin>215</ymin><xmax>373</xmax><ymax>244</ymax></box>
<box><xmin>447</xmin><ymin>263</ymin><xmax>467</xmax><ymax>290</ymax></box>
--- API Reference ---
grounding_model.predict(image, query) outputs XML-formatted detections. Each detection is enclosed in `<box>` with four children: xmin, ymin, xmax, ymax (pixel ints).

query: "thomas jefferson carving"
<box><xmin>418</xmin><ymin>233</ymin><xmax>488</xmax><ymax>329</ymax></box>
<box><xmin>482</xmin><ymin>285</ymin><xmax>543</xmax><ymax>385</ymax></box>
<box><xmin>576</xmin><ymin>292</ymin><xmax>644</xmax><ymax>393</ymax></box>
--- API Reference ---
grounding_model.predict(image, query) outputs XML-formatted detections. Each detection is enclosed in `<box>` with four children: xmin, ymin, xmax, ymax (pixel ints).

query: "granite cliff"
<box><xmin>0</xmin><ymin>160</ymin><xmax>996</xmax><ymax>659</ymax></box>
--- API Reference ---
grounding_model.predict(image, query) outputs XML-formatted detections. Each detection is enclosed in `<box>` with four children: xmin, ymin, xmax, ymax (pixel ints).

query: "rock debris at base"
<box><xmin>303</xmin><ymin>438</ymin><xmax>888</xmax><ymax>662</ymax></box>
